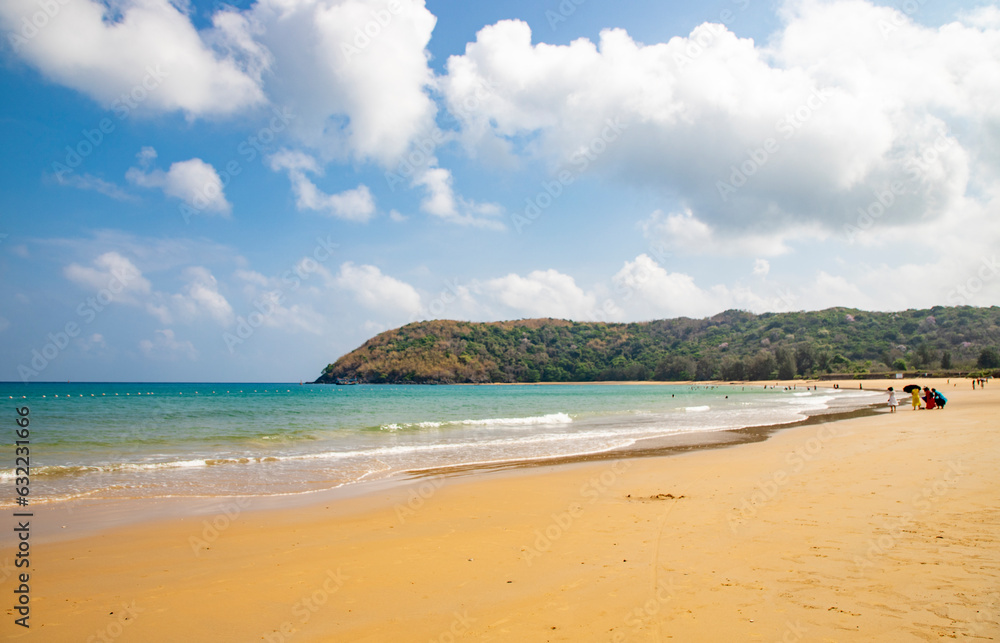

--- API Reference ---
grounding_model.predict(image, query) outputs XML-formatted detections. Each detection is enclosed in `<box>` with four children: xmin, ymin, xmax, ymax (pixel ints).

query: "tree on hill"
<box><xmin>978</xmin><ymin>347</ymin><xmax>1000</xmax><ymax>369</ymax></box>
<box><xmin>315</xmin><ymin>306</ymin><xmax>1000</xmax><ymax>384</ymax></box>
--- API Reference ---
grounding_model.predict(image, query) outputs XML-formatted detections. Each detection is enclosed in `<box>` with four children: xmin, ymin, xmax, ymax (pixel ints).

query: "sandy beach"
<box><xmin>4</xmin><ymin>378</ymin><xmax>998</xmax><ymax>641</ymax></box>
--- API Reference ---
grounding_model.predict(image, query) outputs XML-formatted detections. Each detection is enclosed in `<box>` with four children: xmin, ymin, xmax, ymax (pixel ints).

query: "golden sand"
<box><xmin>3</xmin><ymin>378</ymin><xmax>998</xmax><ymax>641</ymax></box>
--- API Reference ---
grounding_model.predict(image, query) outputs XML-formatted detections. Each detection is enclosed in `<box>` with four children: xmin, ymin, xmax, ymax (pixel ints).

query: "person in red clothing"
<box><xmin>922</xmin><ymin>387</ymin><xmax>937</xmax><ymax>410</ymax></box>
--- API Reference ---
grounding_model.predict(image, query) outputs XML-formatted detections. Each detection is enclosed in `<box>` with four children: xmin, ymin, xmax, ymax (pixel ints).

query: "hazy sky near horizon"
<box><xmin>1</xmin><ymin>0</ymin><xmax>999</xmax><ymax>382</ymax></box>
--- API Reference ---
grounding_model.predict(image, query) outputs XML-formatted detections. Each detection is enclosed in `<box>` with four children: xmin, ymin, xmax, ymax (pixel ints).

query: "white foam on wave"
<box><xmin>0</xmin><ymin>458</ymin><xmax>211</xmax><ymax>481</ymax></box>
<box><xmin>461</xmin><ymin>412</ymin><xmax>573</xmax><ymax>426</ymax></box>
<box><xmin>786</xmin><ymin>395</ymin><xmax>835</xmax><ymax>407</ymax></box>
<box><xmin>684</xmin><ymin>405</ymin><xmax>711</xmax><ymax>412</ymax></box>
<box><xmin>380</xmin><ymin>412</ymin><xmax>572</xmax><ymax>432</ymax></box>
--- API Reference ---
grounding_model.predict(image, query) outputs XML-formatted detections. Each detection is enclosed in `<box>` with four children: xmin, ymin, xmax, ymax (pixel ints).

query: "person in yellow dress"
<box><xmin>911</xmin><ymin>388</ymin><xmax>921</xmax><ymax>410</ymax></box>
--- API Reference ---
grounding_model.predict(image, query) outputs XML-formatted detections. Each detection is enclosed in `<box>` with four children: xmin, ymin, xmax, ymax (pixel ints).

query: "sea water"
<box><xmin>0</xmin><ymin>382</ymin><xmax>880</xmax><ymax>505</ymax></box>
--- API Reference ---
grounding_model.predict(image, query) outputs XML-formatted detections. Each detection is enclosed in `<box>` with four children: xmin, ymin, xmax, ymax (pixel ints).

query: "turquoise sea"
<box><xmin>1</xmin><ymin>382</ymin><xmax>881</xmax><ymax>506</ymax></box>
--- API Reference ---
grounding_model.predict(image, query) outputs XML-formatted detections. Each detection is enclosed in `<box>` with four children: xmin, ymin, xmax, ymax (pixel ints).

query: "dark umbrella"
<box><xmin>902</xmin><ymin>384</ymin><xmax>921</xmax><ymax>393</ymax></box>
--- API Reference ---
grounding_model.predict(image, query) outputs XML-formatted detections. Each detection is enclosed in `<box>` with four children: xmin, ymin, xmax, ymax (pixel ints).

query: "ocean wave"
<box><xmin>785</xmin><ymin>395</ymin><xmax>835</xmax><ymax>406</ymax></box>
<box><xmin>0</xmin><ymin>458</ymin><xmax>211</xmax><ymax>481</ymax></box>
<box><xmin>0</xmin><ymin>428</ymin><xmax>628</xmax><ymax>483</ymax></box>
<box><xmin>379</xmin><ymin>412</ymin><xmax>573</xmax><ymax>432</ymax></box>
<box><xmin>684</xmin><ymin>405</ymin><xmax>711</xmax><ymax>412</ymax></box>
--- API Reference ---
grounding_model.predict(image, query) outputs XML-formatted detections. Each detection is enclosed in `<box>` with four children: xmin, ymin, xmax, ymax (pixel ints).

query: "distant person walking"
<box><xmin>911</xmin><ymin>388</ymin><xmax>921</xmax><ymax>410</ymax></box>
<box><xmin>887</xmin><ymin>387</ymin><xmax>898</xmax><ymax>413</ymax></box>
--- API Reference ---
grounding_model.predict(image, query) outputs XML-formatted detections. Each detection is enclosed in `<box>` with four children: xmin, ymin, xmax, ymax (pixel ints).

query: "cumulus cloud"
<box><xmin>336</xmin><ymin>262</ymin><xmax>422</xmax><ymax>314</ymax></box>
<box><xmin>5</xmin><ymin>0</ymin><xmax>510</xmax><ymax>230</ymax></box>
<box><xmin>176</xmin><ymin>267</ymin><xmax>234</xmax><ymax>326</ymax></box>
<box><xmin>959</xmin><ymin>5</ymin><xmax>1000</xmax><ymax>29</ymax></box>
<box><xmin>440</xmin><ymin>5</ymin><xmax>998</xmax><ymax>246</ymax></box>
<box><xmin>639</xmin><ymin>209</ymin><xmax>808</xmax><ymax>257</ymax></box>
<box><xmin>127</xmin><ymin>148</ymin><xmax>232</xmax><ymax>216</ymax></box>
<box><xmin>244</xmin><ymin>0</ymin><xmax>438</xmax><ymax>164</ymax></box>
<box><xmin>268</xmin><ymin>150</ymin><xmax>376</xmax><ymax>221</ymax></box>
<box><xmin>2</xmin><ymin>0</ymin><xmax>440</xmax><ymax>167</ymax></box>
<box><xmin>415</xmin><ymin>167</ymin><xmax>456</xmax><ymax>218</ymax></box>
<box><xmin>413</xmin><ymin>167</ymin><xmax>505</xmax><ymax>229</ymax></box>
<box><xmin>63</xmin><ymin>251</ymin><xmax>152</xmax><ymax>302</ymax></box>
<box><xmin>146</xmin><ymin>266</ymin><xmax>234</xmax><ymax>326</ymax></box>
<box><xmin>485</xmin><ymin>269</ymin><xmax>597</xmax><ymax>319</ymax></box>
<box><xmin>63</xmin><ymin>251</ymin><xmax>235</xmax><ymax>326</ymax></box>
<box><xmin>802</xmin><ymin>270</ymin><xmax>873</xmax><ymax>310</ymax></box>
<box><xmin>612</xmin><ymin>254</ymin><xmax>770</xmax><ymax>319</ymax></box>
<box><xmin>0</xmin><ymin>0</ymin><xmax>264</xmax><ymax>116</ymax></box>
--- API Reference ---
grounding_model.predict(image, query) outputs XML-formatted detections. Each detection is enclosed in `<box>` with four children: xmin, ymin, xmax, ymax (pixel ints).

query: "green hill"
<box><xmin>316</xmin><ymin>306</ymin><xmax>1000</xmax><ymax>384</ymax></box>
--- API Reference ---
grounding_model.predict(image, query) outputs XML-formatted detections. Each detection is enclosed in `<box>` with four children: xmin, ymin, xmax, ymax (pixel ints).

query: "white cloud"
<box><xmin>178</xmin><ymin>267</ymin><xmax>234</xmax><ymax>326</ymax></box>
<box><xmin>63</xmin><ymin>251</ymin><xmax>152</xmax><ymax>302</ymax></box>
<box><xmin>1</xmin><ymin>0</ymin><xmax>450</xmax><ymax>187</ymax></box>
<box><xmin>127</xmin><ymin>148</ymin><xmax>232</xmax><ymax>216</ymax></box>
<box><xmin>804</xmin><ymin>270</ymin><xmax>873</xmax><ymax>310</ymax></box>
<box><xmin>323</xmin><ymin>185</ymin><xmax>376</xmax><ymax>221</ymax></box>
<box><xmin>410</xmin><ymin>278</ymin><xmax>481</xmax><ymax>322</ymax></box>
<box><xmin>613</xmin><ymin>255</ymin><xmax>725</xmax><ymax>319</ymax></box>
<box><xmin>0</xmin><ymin>0</ymin><xmax>264</xmax><ymax>117</ymax></box>
<box><xmin>413</xmin><ymin>167</ymin><xmax>505</xmax><ymax>229</ymax></box>
<box><xmin>752</xmin><ymin>259</ymin><xmax>771</xmax><ymax>278</ymax></box>
<box><xmin>485</xmin><ymin>269</ymin><xmax>597</xmax><ymax>319</ymax></box>
<box><xmin>441</xmin><ymin>5</ymin><xmax>998</xmax><ymax>245</ymax></box>
<box><xmin>149</xmin><ymin>266</ymin><xmax>234</xmax><ymax>326</ymax></box>
<box><xmin>245</xmin><ymin>0</ymin><xmax>438</xmax><ymax>164</ymax></box>
<box><xmin>639</xmin><ymin>209</ymin><xmax>806</xmax><ymax>257</ymax></box>
<box><xmin>139</xmin><ymin>329</ymin><xmax>198</xmax><ymax>360</ymax></box>
<box><xmin>269</xmin><ymin>150</ymin><xmax>375</xmax><ymax>222</ymax></box>
<box><xmin>267</xmin><ymin>149</ymin><xmax>318</xmax><ymax>173</ymax></box>
<box><xmin>612</xmin><ymin>254</ymin><xmax>771</xmax><ymax>319</ymax></box>
<box><xmin>64</xmin><ymin>250</ymin><xmax>236</xmax><ymax>326</ymax></box>
<box><xmin>960</xmin><ymin>6</ymin><xmax>1000</xmax><ymax>29</ymax></box>
<box><xmin>336</xmin><ymin>262</ymin><xmax>422</xmax><ymax>315</ymax></box>
<box><xmin>415</xmin><ymin>167</ymin><xmax>456</xmax><ymax>218</ymax></box>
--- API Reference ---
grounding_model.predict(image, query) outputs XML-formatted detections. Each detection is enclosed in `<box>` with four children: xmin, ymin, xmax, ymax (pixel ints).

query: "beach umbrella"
<box><xmin>902</xmin><ymin>384</ymin><xmax>921</xmax><ymax>393</ymax></box>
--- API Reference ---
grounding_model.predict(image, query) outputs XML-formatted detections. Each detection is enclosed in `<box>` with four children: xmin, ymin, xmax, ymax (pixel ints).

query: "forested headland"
<box><xmin>316</xmin><ymin>307</ymin><xmax>1000</xmax><ymax>384</ymax></box>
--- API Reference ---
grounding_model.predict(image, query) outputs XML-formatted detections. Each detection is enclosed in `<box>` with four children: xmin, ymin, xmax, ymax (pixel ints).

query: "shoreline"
<box><xmin>4</xmin><ymin>378</ymin><xmax>995</xmax><ymax>641</ymax></box>
<box><xmin>5</xmin><ymin>381</ymin><xmax>879</xmax><ymax>543</ymax></box>
<box><xmin>402</xmin><ymin>391</ymin><xmax>882</xmax><ymax>480</ymax></box>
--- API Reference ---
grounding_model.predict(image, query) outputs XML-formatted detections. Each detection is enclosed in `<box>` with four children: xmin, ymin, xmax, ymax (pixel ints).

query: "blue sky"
<box><xmin>1</xmin><ymin>0</ymin><xmax>998</xmax><ymax>382</ymax></box>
